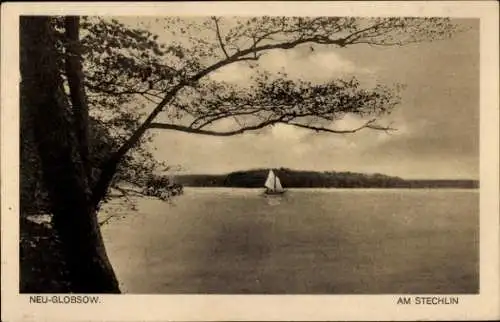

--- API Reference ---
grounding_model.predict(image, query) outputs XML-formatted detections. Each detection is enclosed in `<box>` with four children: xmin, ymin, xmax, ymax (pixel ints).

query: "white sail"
<box><xmin>264</xmin><ymin>170</ymin><xmax>276</xmax><ymax>190</ymax></box>
<box><xmin>264</xmin><ymin>170</ymin><xmax>285</xmax><ymax>192</ymax></box>
<box><xmin>274</xmin><ymin>176</ymin><xmax>284</xmax><ymax>192</ymax></box>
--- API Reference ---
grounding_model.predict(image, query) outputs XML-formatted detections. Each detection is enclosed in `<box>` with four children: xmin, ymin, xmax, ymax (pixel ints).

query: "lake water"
<box><xmin>101</xmin><ymin>188</ymin><xmax>479</xmax><ymax>294</ymax></box>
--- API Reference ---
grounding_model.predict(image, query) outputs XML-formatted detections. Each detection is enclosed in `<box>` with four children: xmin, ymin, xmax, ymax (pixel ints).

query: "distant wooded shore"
<box><xmin>174</xmin><ymin>168</ymin><xmax>479</xmax><ymax>189</ymax></box>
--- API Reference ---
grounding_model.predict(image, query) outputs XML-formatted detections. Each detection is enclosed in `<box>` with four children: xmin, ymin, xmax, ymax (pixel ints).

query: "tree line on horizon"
<box><xmin>175</xmin><ymin>168</ymin><xmax>479</xmax><ymax>189</ymax></box>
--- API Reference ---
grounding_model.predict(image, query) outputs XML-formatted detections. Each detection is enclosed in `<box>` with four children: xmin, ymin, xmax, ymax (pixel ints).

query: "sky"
<box><xmin>134</xmin><ymin>18</ymin><xmax>479</xmax><ymax>179</ymax></box>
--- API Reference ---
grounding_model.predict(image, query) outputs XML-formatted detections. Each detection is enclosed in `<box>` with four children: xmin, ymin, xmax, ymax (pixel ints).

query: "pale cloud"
<box><xmin>210</xmin><ymin>117</ymin><xmax>239</xmax><ymax>132</ymax></box>
<box><xmin>270</xmin><ymin>123</ymin><xmax>309</xmax><ymax>140</ymax></box>
<box><xmin>209</xmin><ymin>45</ymin><xmax>371</xmax><ymax>85</ymax></box>
<box><xmin>331</xmin><ymin>114</ymin><xmax>368</xmax><ymax>131</ymax></box>
<box><xmin>209</xmin><ymin>62</ymin><xmax>255</xmax><ymax>84</ymax></box>
<box><xmin>260</xmin><ymin>46</ymin><xmax>372</xmax><ymax>82</ymax></box>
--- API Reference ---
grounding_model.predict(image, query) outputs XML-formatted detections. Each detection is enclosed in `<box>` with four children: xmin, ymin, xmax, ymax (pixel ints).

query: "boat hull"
<box><xmin>264</xmin><ymin>189</ymin><xmax>286</xmax><ymax>195</ymax></box>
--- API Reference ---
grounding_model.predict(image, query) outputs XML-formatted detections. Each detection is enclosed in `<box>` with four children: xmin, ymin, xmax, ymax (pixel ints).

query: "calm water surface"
<box><xmin>101</xmin><ymin>188</ymin><xmax>479</xmax><ymax>294</ymax></box>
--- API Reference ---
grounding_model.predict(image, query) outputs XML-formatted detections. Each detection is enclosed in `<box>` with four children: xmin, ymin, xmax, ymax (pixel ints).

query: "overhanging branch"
<box><xmin>149</xmin><ymin>119</ymin><xmax>279</xmax><ymax>136</ymax></box>
<box><xmin>149</xmin><ymin>118</ymin><xmax>397</xmax><ymax>137</ymax></box>
<box><xmin>92</xmin><ymin>19</ymin><xmax>407</xmax><ymax>207</ymax></box>
<box><xmin>285</xmin><ymin>119</ymin><xmax>397</xmax><ymax>134</ymax></box>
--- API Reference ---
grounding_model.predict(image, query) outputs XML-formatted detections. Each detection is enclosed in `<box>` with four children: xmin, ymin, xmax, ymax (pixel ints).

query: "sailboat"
<box><xmin>264</xmin><ymin>170</ymin><xmax>286</xmax><ymax>195</ymax></box>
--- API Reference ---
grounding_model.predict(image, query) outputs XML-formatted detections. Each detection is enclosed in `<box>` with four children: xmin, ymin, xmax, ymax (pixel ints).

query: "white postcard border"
<box><xmin>1</xmin><ymin>2</ymin><xmax>498</xmax><ymax>321</ymax></box>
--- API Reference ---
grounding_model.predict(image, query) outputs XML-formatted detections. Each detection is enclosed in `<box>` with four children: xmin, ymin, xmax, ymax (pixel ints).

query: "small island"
<box><xmin>175</xmin><ymin>168</ymin><xmax>479</xmax><ymax>189</ymax></box>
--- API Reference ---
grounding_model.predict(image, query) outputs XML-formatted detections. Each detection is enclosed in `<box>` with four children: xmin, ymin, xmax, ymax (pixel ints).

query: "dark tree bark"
<box><xmin>64</xmin><ymin>16</ymin><xmax>92</xmax><ymax>180</ymax></box>
<box><xmin>20</xmin><ymin>16</ymin><xmax>120</xmax><ymax>293</ymax></box>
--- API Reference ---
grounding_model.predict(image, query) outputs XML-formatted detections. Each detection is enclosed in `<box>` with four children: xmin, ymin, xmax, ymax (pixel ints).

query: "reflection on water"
<box><xmin>265</xmin><ymin>196</ymin><xmax>282</xmax><ymax>206</ymax></box>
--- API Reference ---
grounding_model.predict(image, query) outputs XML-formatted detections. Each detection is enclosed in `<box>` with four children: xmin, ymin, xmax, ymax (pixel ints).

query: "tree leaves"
<box><xmin>32</xmin><ymin>16</ymin><xmax>460</xmax><ymax>209</ymax></box>
<box><xmin>180</xmin><ymin>73</ymin><xmax>401</xmax><ymax>131</ymax></box>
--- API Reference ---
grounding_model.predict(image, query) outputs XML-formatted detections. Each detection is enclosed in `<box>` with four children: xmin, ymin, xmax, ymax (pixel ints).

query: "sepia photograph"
<box><xmin>2</xmin><ymin>1</ymin><xmax>499</xmax><ymax>321</ymax></box>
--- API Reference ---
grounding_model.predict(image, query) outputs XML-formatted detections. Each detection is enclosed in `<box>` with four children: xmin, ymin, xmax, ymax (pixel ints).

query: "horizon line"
<box><xmin>169</xmin><ymin>168</ymin><xmax>479</xmax><ymax>181</ymax></box>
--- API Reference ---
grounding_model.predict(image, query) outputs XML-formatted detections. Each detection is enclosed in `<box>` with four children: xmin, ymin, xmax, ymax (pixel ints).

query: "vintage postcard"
<box><xmin>1</xmin><ymin>1</ymin><xmax>499</xmax><ymax>321</ymax></box>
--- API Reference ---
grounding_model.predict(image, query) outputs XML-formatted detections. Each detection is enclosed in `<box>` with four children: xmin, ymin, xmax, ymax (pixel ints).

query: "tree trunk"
<box><xmin>64</xmin><ymin>16</ymin><xmax>92</xmax><ymax>179</ymax></box>
<box><xmin>20</xmin><ymin>16</ymin><xmax>120</xmax><ymax>293</ymax></box>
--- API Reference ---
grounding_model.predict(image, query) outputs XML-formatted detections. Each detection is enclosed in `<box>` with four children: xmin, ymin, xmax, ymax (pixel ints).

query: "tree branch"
<box><xmin>90</xmin><ymin>19</ymin><xmax>419</xmax><ymax>208</ymax></box>
<box><xmin>94</xmin><ymin>34</ymin><xmax>335</xmax><ymax>196</ymax></box>
<box><xmin>212</xmin><ymin>17</ymin><xmax>230</xmax><ymax>59</ymax></box>
<box><xmin>285</xmin><ymin>119</ymin><xmax>397</xmax><ymax>134</ymax></box>
<box><xmin>340</xmin><ymin>21</ymin><xmax>387</xmax><ymax>45</ymax></box>
<box><xmin>191</xmin><ymin>108</ymin><xmax>265</xmax><ymax>129</ymax></box>
<box><xmin>150</xmin><ymin>117</ymin><xmax>396</xmax><ymax>137</ymax></box>
<box><xmin>90</xmin><ymin>82</ymin><xmax>184</xmax><ymax>208</ymax></box>
<box><xmin>150</xmin><ymin>117</ymin><xmax>285</xmax><ymax>136</ymax></box>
